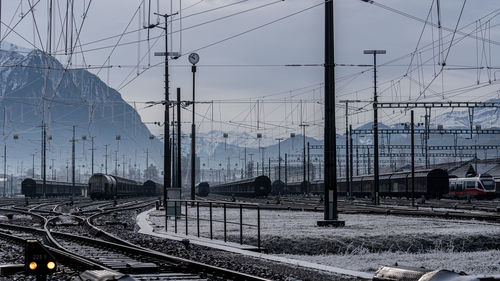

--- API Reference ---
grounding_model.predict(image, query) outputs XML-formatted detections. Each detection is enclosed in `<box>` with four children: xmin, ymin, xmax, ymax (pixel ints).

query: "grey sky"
<box><xmin>1</xmin><ymin>0</ymin><xmax>499</xmax><ymax>141</ymax></box>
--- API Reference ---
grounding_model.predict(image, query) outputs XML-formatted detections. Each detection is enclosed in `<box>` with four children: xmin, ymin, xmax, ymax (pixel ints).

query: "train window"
<box><xmin>481</xmin><ymin>179</ymin><xmax>495</xmax><ymax>190</ymax></box>
<box><xmin>465</xmin><ymin>181</ymin><xmax>475</xmax><ymax>189</ymax></box>
<box><xmin>457</xmin><ymin>182</ymin><xmax>463</xmax><ymax>191</ymax></box>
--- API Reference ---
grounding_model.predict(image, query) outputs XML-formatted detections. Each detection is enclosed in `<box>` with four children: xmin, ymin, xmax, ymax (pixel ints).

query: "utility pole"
<box><xmin>363</xmin><ymin>49</ymin><xmax>386</xmax><ymax>205</ymax></box>
<box><xmin>318</xmin><ymin>0</ymin><xmax>343</xmax><ymax>226</ymax></box>
<box><xmin>284</xmin><ymin>153</ymin><xmax>288</xmax><ymax>189</ymax></box>
<box><xmin>349</xmin><ymin>125</ymin><xmax>353</xmax><ymax>197</ymax></box>
<box><xmin>299</xmin><ymin>124</ymin><xmax>309</xmax><ymax>185</ymax></box>
<box><xmin>189</xmin><ymin>52</ymin><xmax>199</xmax><ymax>203</ymax></box>
<box><xmin>91</xmin><ymin>136</ymin><xmax>95</xmax><ymax>175</ymax></box>
<box><xmin>150</xmin><ymin>12</ymin><xmax>177</xmax><ymax>225</ymax></box>
<box><xmin>104</xmin><ymin>144</ymin><xmax>109</xmax><ymax>174</ymax></box>
<box><xmin>268</xmin><ymin>158</ymin><xmax>271</xmax><ymax>179</ymax></box>
<box><xmin>176</xmin><ymin>88</ymin><xmax>182</xmax><ymax>189</ymax></box>
<box><xmin>42</xmin><ymin>124</ymin><xmax>47</xmax><ymax>197</ymax></box>
<box><xmin>114</xmin><ymin>151</ymin><xmax>118</xmax><ymax>175</ymax></box>
<box><xmin>276</xmin><ymin>138</ymin><xmax>283</xmax><ymax>182</ymax></box>
<box><xmin>244</xmin><ymin>147</ymin><xmax>247</xmax><ymax>178</ymax></box>
<box><xmin>145</xmin><ymin>149</ymin><xmax>149</xmax><ymax>179</ymax></box>
<box><xmin>2</xmin><ymin>107</ymin><xmax>5</xmax><ymax>198</ymax></box>
<box><xmin>122</xmin><ymin>155</ymin><xmax>126</xmax><ymax>177</ymax></box>
<box><xmin>72</xmin><ymin>126</ymin><xmax>75</xmax><ymax>200</ymax></box>
<box><xmin>307</xmin><ymin>142</ymin><xmax>311</xmax><ymax>193</ymax></box>
<box><xmin>50</xmin><ymin>159</ymin><xmax>55</xmax><ymax>180</ymax></box>
<box><xmin>345</xmin><ymin>102</ymin><xmax>349</xmax><ymax>197</ymax></box>
<box><xmin>31</xmin><ymin>154</ymin><xmax>35</xmax><ymax>178</ymax></box>
<box><xmin>411</xmin><ymin>110</ymin><xmax>415</xmax><ymax>207</ymax></box>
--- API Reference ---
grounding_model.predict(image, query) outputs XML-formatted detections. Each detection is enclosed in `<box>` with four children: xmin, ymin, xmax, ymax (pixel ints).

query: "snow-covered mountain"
<box><xmin>0</xmin><ymin>42</ymin><xmax>163</xmax><ymax>179</ymax></box>
<box><xmin>432</xmin><ymin>100</ymin><xmax>500</xmax><ymax>128</ymax></box>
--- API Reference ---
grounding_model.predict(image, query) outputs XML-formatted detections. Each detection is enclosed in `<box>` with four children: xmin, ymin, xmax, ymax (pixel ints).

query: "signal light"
<box><xmin>29</xmin><ymin>262</ymin><xmax>37</xmax><ymax>270</ymax></box>
<box><xmin>47</xmin><ymin>261</ymin><xmax>55</xmax><ymax>270</ymax></box>
<box><xmin>24</xmin><ymin>240</ymin><xmax>57</xmax><ymax>276</ymax></box>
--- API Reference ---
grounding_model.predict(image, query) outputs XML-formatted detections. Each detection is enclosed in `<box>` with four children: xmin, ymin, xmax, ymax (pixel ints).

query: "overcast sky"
<box><xmin>1</xmin><ymin>0</ymin><xmax>500</xmax><ymax>141</ymax></box>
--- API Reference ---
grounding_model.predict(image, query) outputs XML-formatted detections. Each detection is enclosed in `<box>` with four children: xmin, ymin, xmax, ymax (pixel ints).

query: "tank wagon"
<box><xmin>88</xmin><ymin>174</ymin><xmax>148</xmax><ymax>199</ymax></box>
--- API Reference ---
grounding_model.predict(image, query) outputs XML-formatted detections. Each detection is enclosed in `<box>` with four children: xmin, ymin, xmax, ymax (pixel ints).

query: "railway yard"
<box><xmin>0</xmin><ymin>194</ymin><xmax>498</xmax><ymax>280</ymax></box>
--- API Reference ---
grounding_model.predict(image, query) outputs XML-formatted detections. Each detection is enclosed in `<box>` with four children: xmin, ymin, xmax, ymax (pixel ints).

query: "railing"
<box><xmin>164</xmin><ymin>199</ymin><xmax>261</xmax><ymax>250</ymax></box>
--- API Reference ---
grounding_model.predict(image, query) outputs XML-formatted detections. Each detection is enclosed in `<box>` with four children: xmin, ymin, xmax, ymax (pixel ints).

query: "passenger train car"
<box><xmin>449</xmin><ymin>174</ymin><xmax>496</xmax><ymax>198</ymax></box>
<box><xmin>209</xmin><ymin>176</ymin><xmax>271</xmax><ymax>197</ymax></box>
<box><xmin>285</xmin><ymin>169</ymin><xmax>450</xmax><ymax>198</ymax></box>
<box><xmin>21</xmin><ymin>178</ymin><xmax>87</xmax><ymax>198</ymax></box>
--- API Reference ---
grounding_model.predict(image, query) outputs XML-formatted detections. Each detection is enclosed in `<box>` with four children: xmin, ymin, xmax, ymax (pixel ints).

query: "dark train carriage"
<box><xmin>195</xmin><ymin>182</ymin><xmax>210</xmax><ymax>197</ymax></box>
<box><xmin>88</xmin><ymin>174</ymin><xmax>116</xmax><ymax>199</ymax></box>
<box><xmin>360</xmin><ymin>175</ymin><xmax>374</xmax><ymax>195</ymax></box>
<box><xmin>89</xmin><ymin>174</ymin><xmax>143</xmax><ymax>199</ymax></box>
<box><xmin>271</xmin><ymin>180</ymin><xmax>285</xmax><ymax>195</ymax></box>
<box><xmin>113</xmin><ymin>175</ymin><xmax>143</xmax><ymax>197</ymax></box>
<box><xmin>143</xmin><ymin>180</ymin><xmax>163</xmax><ymax>196</ymax></box>
<box><xmin>210</xmin><ymin>176</ymin><xmax>271</xmax><ymax>197</ymax></box>
<box><xmin>425</xmin><ymin>169</ymin><xmax>449</xmax><ymax>197</ymax></box>
<box><xmin>310</xmin><ymin>180</ymin><xmax>324</xmax><ymax>194</ymax></box>
<box><xmin>285</xmin><ymin>181</ymin><xmax>303</xmax><ymax>194</ymax></box>
<box><xmin>21</xmin><ymin>178</ymin><xmax>86</xmax><ymax>198</ymax></box>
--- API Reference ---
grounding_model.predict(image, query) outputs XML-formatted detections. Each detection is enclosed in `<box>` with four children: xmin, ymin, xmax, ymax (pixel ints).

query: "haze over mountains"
<box><xmin>0</xmin><ymin>41</ymin><xmax>498</xmax><ymax>181</ymax></box>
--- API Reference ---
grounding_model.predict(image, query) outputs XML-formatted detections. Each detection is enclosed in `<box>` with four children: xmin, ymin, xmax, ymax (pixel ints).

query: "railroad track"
<box><xmin>203</xmin><ymin>194</ymin><xmax>500</xmax><ymax>222</ymax></box>
<box><xmin>0</xmin><ymin>198</ymin><xmax>271</xmax><ymax>281</ymax></box>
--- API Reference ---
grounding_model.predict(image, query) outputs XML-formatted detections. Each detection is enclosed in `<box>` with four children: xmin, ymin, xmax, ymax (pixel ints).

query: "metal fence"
<box><xmin>164</xmin><ymin>199</ymin><xmax>262</xmax><ymax>250</ymax></box>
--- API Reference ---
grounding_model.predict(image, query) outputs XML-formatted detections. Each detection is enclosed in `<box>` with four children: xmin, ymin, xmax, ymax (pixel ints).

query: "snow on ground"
<box><xmin>148</xmin><ymin>207</ymin><xmax>500</xmax><ymax>275</ymax></box>
<box><xmin>280</xmin><ymin>250</ymin><xmax>500</xmax><ymax>275</ymax></box>
<box><xmin>149</xmin><ymin>207</ymin><xmax>498</xmax><ymax>240</ymax></box>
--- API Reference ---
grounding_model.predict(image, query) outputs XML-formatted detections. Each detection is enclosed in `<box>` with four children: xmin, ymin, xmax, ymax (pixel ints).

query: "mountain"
<box><xmin>0</xmin><ymin>42</ymin><xmax>163</xmax><ymax>181</ymax></box>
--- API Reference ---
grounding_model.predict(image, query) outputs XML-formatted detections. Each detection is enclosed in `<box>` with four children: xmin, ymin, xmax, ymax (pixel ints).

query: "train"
<box><xmin>88</xmin><ymin>174</ymin><xmax>162</xmax><ymax>199</ymax></box>
<box><xmin>198</xmin><ymin>169</ymin><xmax>449</xmax><ymax>199</ymax></box>
<box><xmin>271</xmin><ymin>180</ymin><xmax>285</xmax><ymax>195</ymax></box>
<box><xmin>209</xmin><ymin>176</ymin><xmax>271</xmax><ymax>197</ymax></box>
<box><xmin>286</xmin><ymin>169</ymin><xmax>449</xmax><ymax>198</ymax></box>
<box><xmin>195</xmin><ymin>182</ymin><xmax>210</xmax><ymax>197</ymax></box>
<box><xmin>449</xmin><ymin>174</ymin><xmax>496</xmax><ymax>198</ymax></box>
<box><xmin>21</xmin><ymin>178</ymin><xmax>87</xmax><ymax>198</ymax></box>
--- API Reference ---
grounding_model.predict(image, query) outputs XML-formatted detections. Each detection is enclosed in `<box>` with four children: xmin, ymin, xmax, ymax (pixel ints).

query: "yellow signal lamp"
<box><xmin>28</xmin><ymin>262</ymin><xmax>37</xmax><ymax>270</ymax></box>
<box><xmin>47</xmin><ymin>261</ymin><xmax>56</xmax><ymax>270</ymax></box>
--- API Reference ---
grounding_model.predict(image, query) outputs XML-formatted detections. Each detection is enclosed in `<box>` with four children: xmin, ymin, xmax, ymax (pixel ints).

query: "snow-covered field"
<box><xmin>148</xmin><ymin>207</ymin><xmax>500</xmax><ymax>275</ymax></box>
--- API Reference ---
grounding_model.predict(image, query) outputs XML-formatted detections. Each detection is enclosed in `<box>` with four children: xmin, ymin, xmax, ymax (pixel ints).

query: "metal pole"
<box><xmin>285</xmin><ymin>153</ymin><xmax>288</xmax><ymax>191</ymax></box>
<box><xmin>191</xmin><ymin>65</ymin><xmax>197</xmax><ymax>202</ymax></box>
<box><xmin>91</xmin><ymin>136</ymin><xmax>94</xmax><ymax>175</ymax></box>
<box><xmin>42</xmin><ymin>124</ymin><xmax>46</xmax><ymax>197</ymax></box>
<box><xmin>32</xmin><ymin>154</ymin><xmax>35</xmax><ymax>178</ymax></box>
<box><xmin>307</xmin><ymin>142</ymin><xmax>311</xmax><ymax>193</ymax></box>
<box><xmin>349</xmin><ymin>125</ymin><xmax>353</xmax><ymax>196</ymax></box>
<box><xmin>2</xmin><ymin>144</ymin><xmax>5</xmax><ymax>198</ymax></box>
<box><xmin>320</xmin><ymin>0</ymin><xmax>340</xmax><ymax>224</ymax></box>
<box><xmin>373</xmin><ymin>53</ymin><xmax>379</xmax><ymax>205</ymax></box>
<box><xmin>104</xmin><ymin>144</ymin><xmax>108</xmax><ymax>174</ymax></box>
<box><xmin>72</xmin><ymin>125</ymin><xmax>75</xmax><ymax>200</ymax></box>
<box><xmin>302</xmin><ymin>125</ymin><xmax>306</xmax><ymax>183</ymax></box>
<box><xmin>345</xmin><ymin>102</ymin><xmax>349</xmax><ymax>197</ymax></box>
<box><xmin>176</xmin><ymin>88</ymin><xmax>182</xmax><ymax>189</ymax></box>
<box><xmin>276</xmin><ymin>138</ymin><xmax>282</xmax><ymax>181</ymax></box>
<box><xmin>411</xmin><ymin>110</ymin><xmax>415</xmax><ymax>207</ymax></box>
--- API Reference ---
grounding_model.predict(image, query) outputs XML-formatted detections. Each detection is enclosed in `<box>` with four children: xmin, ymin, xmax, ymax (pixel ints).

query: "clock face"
<box><xmin>189</xmin><ymin>53</ymin><xmax>199</xmax><ymax>65</ymax></box>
